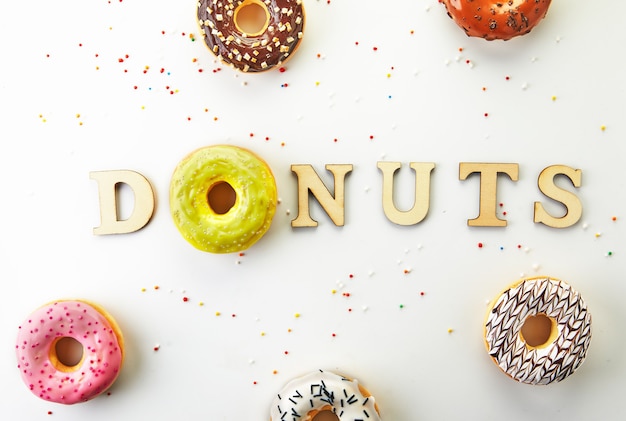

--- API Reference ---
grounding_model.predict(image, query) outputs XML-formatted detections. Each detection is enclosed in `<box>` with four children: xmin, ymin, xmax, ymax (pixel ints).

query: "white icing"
<box><xmin>485</xmin><ymin>277</ymin><xmax>592</xmax><ymax>385</ymax></box>
<box><xmin>270</xmin><ymin>370</ymin><xmax>381</xmax><ymax>421</ymax></box>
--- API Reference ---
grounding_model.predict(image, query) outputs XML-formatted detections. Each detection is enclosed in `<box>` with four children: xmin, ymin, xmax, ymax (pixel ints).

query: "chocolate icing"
<box><xmin>197</xmin><ymin>0</ymin><xmax>305</xmax><ymax>72</ymax></box>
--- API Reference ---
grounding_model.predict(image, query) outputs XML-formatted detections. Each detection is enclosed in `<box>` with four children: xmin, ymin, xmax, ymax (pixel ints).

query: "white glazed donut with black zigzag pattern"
<box><xmin>484</xmin><ymin>276</ymin><xmax>592</xmax><ymax>385</ymax></box>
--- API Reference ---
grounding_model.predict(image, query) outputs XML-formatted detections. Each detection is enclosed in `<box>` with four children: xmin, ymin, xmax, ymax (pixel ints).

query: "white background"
<box><xmin>1</xmin><ymin>0</ymin><xmax>625</xmax><ymax>419</ymax></box>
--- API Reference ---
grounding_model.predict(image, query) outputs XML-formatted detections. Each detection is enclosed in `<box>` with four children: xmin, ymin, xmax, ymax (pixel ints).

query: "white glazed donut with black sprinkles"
<box><xmin>270</xmin><ymin>370</ymin><xmax>381</xmax><ymax>421</ymax></box>
<box><xmin>484</xmin><ymin>276</ymin><xmax>592</xmax><ymax>385</ymax></box>
<box><xmin>197</xmin><ymin>0</ymin><xmax>305</xmax><ymax>72</ymax></box>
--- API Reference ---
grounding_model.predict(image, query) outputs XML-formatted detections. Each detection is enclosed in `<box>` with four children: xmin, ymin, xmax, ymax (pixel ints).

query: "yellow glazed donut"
<box><xmin>16</xmin><ymin>300</ymin><xmax>124</xmax><ymax>404</ymax></box>
<box><xmin>270</xmin><ymin>370</ymin><xmax>381</xmax><ymax>421</ymax></box>
<box><xmin>197</xmin><ymin>0</ymin><xmax>305</xmax><ymax>72</ymax></box>
<box><xmin>484</xmin><ymin>276</ymin><xmax>592</xmax><ymax>385</ymax></box>
<box><xmin>170</xmin><ymin>144</ymin><xmax>277</xmax><ymax>253</ymax></box>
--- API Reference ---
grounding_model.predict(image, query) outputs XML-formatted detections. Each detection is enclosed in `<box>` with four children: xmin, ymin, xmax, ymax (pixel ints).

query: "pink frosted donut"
<box><xmin>15</xmin><ymin>300</ymin><xmax>124</xmax><ymax>404</ymax></box>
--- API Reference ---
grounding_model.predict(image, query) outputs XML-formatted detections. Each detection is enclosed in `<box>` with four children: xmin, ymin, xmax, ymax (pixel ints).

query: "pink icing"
<box><xmin>15</xmin><ymin>300</ymin><xmax>123</xmax><ymax>404</ymax></box>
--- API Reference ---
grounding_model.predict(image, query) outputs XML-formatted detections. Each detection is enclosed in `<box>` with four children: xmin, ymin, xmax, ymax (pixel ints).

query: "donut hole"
<box><xmin>207</xmin><ymin>181</ymin><xmax>237</xmax><ymax>214</ymax></box>
<box><xmin>520</xmin><ymin>313</ymin><xmax>557</xmax><ymax>349</ymax></box>
<box><xmin>51</xmin><ymin>337</ymin><xmax>84</xmax><ymax>370</ymax></box>
<box><xmin>234</xmin><ymin>0</ymin><xmax>270</xmax><ymax>36</ymax></box>
<box><xmin>312</xmin><ymin>410</ymin><xmax>339</xmax><ymax>421</ymax></box>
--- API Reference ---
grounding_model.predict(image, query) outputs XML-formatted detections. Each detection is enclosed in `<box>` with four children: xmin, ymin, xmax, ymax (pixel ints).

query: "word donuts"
<box><xmin>15</xmin><ymin>300</ymin><xmax>124</xmax><ymax>404</ymax></box>
<box><xmin>484</xmin><ymin>276</ymin><xmax>592</xmax><ymax>385</ymax></box>
<box><xmin>197</xmin><ymin>0</ymin><xmax>305</xmax><ymax>72</ymax></box>
<box><xmin>270</xmin><ymin>369</ymin><xmax>381</xmax><ymax>420</ymax></box>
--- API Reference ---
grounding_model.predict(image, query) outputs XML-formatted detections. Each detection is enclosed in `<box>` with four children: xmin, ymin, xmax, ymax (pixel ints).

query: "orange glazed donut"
<box><xmin>15</xmin><ymin>300</ymin><xmax>124</xmax><ymax>404</ymax></box>
<box><xmin>440</xmin><ymin>0</ymin><xmax>552</xmax><ymax>41</ymax></box>
<box><xmin>197</xmin><ymin>0</ymin><xmax>305</xmax><ymax>72</ymax></box>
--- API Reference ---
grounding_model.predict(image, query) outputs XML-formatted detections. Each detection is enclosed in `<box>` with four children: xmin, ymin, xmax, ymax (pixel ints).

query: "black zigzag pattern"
<box><xmin>485</xmin><ymin>278</ymin><xmax>592</xmax><ymax>385</ymax></box>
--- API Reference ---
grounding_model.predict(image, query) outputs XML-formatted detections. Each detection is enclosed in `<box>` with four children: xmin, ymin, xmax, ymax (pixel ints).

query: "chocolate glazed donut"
<box><xmin>197</xmin><ymin>0</ymin><xmax>305</xmax><ymax>72</ymax></box>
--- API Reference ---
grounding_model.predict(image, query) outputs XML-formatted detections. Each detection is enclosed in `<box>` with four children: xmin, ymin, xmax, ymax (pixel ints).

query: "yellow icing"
<box><xmin>169</xmin><ymin>145</ymin><xmax>277</xmax><ymax>253</ymax></box>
